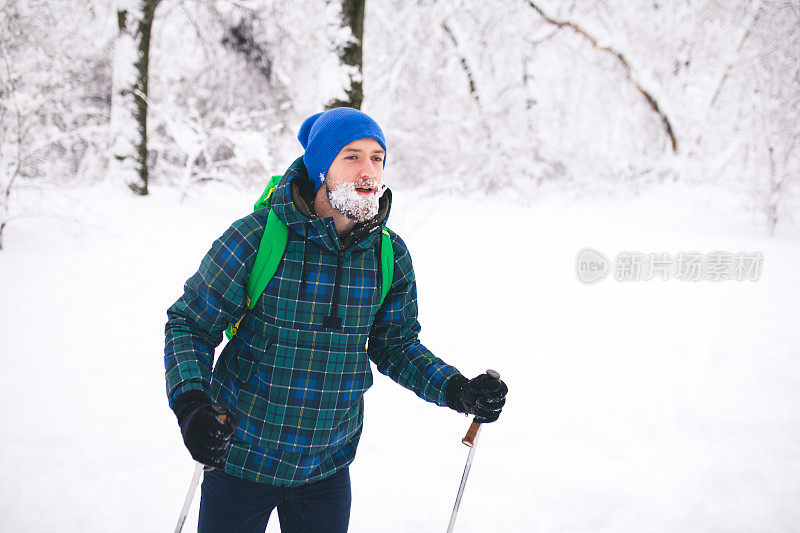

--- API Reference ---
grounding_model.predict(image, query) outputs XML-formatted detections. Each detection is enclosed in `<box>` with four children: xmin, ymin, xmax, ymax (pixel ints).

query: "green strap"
<box><xmin>246</xmin><ymin>208</ymin><xmax>288</xmax><ymax>311</ymax></box>
<box><xmin>379</xmin><ymin>229</ymin><xmax>393</xmax><ymax>307</ymax></box>
<box><xmin>226</xmin><ymin>176</ymin><xmax>286</xmax><ymax>339</ymax></box>
<box><xmin>247</xmin><ymin>176</ymin><xmax>288</xmax><ymax>311</ymax></box>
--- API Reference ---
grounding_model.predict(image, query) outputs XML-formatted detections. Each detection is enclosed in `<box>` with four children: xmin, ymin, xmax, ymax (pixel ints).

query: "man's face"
<box><xmin>323</xmin><ymin>138</ymin><xmax>386</xmax><ymax>223</ymax></box>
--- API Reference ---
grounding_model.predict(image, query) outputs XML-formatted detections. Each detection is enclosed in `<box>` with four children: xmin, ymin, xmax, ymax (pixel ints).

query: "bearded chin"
<box><xmin>326</xmin><ymin>182</ymin><xmax>381</xmax><ymax>223</ymax></box>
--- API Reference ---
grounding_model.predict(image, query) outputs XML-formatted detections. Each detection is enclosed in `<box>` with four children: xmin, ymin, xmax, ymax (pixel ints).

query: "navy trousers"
<box><xmin>198</xmin><ymin>467</ymin><xmax>351</xmax><ymax>533</ymax></box>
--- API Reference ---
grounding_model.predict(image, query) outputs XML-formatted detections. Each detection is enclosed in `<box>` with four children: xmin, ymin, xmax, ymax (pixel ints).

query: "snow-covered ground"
<box><xmin>1</xmin><ymin>181</ymin><xmax>798</xmax><ymax>532</ymax></box>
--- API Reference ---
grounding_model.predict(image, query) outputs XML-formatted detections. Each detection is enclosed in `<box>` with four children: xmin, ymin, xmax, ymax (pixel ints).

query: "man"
<box><xmin>164</xmin><ymin>107</ymin><xmax>508</xmax><ymax>532</ymax></box>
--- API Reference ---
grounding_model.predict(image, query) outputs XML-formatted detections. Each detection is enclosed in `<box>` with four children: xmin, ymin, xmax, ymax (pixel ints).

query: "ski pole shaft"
<box><xmin>446</xmin><ymin>369</ymin><xmax>501</xmax><ymax>533</ymax></box>
<box><xmin>174</xmin><ymin>409</ymin><xmax>227</xmax><ymax>533</ymax></box>
<box><xmin>447</xmin><ymin>424</ymin><xmax>482</xmax><ymax>533</ymax></box>
<box><xmin>174</xmin><ymin>462</ymin><xmax>204</xmax><ymax>533</ymax></box>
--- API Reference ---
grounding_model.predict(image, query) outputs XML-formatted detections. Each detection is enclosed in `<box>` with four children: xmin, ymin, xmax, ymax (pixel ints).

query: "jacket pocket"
<box><xmin>230</xmin><ymin>333</ymin><xmax>274</xmax><ymax>384</ymax></box>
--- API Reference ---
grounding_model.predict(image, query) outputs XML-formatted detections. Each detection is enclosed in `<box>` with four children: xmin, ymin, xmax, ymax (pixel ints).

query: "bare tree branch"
<box><xmin>442</xmin><ymin>21</ymin><xmax>481</xmax><ymax>108</ymax></box>
<box><xmin>0</xmin><ymin>38</ymin><xmax>24</xmax><ymax>251</ymax></box>
<box><xmin>527</xmin><ymin>0</ymin><xmax>678</xmax><ymax>153</ymax></box>
<box><xmin>709</xmin><ymin>0</ymin><xmax>763</xmax><ymax>109</ymax></box>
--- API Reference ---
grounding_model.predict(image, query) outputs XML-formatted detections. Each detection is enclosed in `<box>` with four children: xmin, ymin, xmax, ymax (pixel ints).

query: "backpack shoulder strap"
<box><xmin>246</xmin><ymin>208</ymin><xmax>288</xmax><ymax>310</ymax></box>
<box><xmin>378</xmin><ymin>228</ymin><xmax>394</xmax><ymax>307</ymax></box>
<box><xmin>226</xmin><ymin>175</ymin><xmax>287</xmax><ymax>339</ymax></box>
<box><xmin>247</xmin><ymin>176</ymin><xmax>288</xmax><ymax>310</ymax></box>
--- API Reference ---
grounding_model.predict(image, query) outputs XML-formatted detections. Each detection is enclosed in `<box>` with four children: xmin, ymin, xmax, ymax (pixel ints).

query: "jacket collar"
<box><xmin>270</xmin><ymin>157</ymin><xmax>392</xmax><ymax>253</ymax></box>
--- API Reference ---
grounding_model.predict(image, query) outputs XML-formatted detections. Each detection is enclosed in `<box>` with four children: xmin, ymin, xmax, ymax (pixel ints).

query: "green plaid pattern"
<box><xmin>165</xmin><ymin>161</ymin><xmax>460</xmax><ymax>486</ymax></box>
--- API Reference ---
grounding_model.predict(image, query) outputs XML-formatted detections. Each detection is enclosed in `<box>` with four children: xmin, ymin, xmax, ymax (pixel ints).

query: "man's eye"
<box><xmin>372</xmin><ymin>156</ymin><xmax>383</xmax><ymax>162</ymax></box>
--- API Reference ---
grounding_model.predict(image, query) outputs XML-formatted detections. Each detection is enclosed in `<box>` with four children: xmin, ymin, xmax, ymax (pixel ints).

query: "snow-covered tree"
<box><xmin>327</xmin><ymin>0</ymin><xmax>365</xmax><ymax>110</ymax></box>
<box><xmin>365</xmin><ymin>0</ymin><xmax>560</xmax><ymax>192</ymax></box>
<box><xmin>363</xmin><ymin>0</ymin><xmax>798</xmax><ymax>235</ymax></box>
<box><xmin>142</xmin><ymin>0</ymin><xmax>357</xmax><ymax>190</ymax></box>
<box><xmin>0</xmin><ymin>0</ymin><xmax>111</xmax><ymax>249</ymax></box>
<box><xmin>109</xmin><ymin>0</ymin><xmax>161</xmax><ymax>195</ymax></box>
<box><xmin>725</xmin><ymin>1</ymin><xmax>799</xmax><ymax>234</ymax></box>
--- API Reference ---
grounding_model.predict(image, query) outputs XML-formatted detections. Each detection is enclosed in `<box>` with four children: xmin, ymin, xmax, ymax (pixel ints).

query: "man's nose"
<box><xmin>358</xmin><ymin>158</ymin><xmax>377</xmax><ymax>178</ymax></box>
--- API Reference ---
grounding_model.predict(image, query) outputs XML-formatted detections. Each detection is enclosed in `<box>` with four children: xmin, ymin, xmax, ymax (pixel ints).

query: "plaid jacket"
<box><xmin>164</xmin><ymin>159</ymin><xmax>460</xmax><ymax>486</ymax></box>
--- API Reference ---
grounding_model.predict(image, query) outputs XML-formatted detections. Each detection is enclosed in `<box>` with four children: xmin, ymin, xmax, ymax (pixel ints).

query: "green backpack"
<box><xmin>225</xmin><ymin>175</ymin><xmax>394</xmax><ymax>339</ymax></box>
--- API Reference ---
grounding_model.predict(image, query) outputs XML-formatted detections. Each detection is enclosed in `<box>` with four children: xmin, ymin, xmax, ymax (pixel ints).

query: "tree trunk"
<box><xmin>109</xmin><ymin>0</ymin><xmax>161</xmax><ymax>195</ymax></box>
<box><xmin>327</xmin><ymin>0</ymin><xmax>365</xmax><ymax>110</ymax></box>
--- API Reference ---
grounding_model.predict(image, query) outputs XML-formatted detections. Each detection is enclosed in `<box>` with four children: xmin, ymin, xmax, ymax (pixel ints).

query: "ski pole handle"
<box><xmin>203</xmin><ymin>405</ymin><xmax>228</xmax><ymax>472</ymax></box>
<box><xmin>461</xmin><ymin>369</ymin><xmax>501</xmax><ymax>447</ymax></box>
<box><xmin>462</xmin><ymin>421</ymin><xmax>481</xmax><ymax>447</ymax></box>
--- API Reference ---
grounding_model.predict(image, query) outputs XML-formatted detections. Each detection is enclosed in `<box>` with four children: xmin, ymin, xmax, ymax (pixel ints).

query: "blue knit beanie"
<box><xmin>297</xmin><ymin>107</ymin><xmax>387</xmax><ymax>192</ymax></box>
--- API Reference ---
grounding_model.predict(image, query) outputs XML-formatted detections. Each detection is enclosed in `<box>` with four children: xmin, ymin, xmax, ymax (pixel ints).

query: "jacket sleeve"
<box><xmin>367</xmin><ymin>231</ymin><xmax>461</xmax><ymax>406</ymax></box>
<box><xmin>163</xmin><ymin>214</ymin><xmax>264</xmax><ymax>407</ymax></box>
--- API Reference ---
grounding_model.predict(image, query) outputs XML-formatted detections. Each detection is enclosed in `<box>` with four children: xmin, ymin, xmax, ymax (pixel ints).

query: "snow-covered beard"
<box><xmin>325</xmin><ymin>177</ymin><xmax>386</xmax><ymax>223</ymax></box>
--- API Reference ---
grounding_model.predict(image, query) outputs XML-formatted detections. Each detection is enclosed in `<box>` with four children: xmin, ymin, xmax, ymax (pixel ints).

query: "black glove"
<box><xmin>172</xmin><ymin>390</ymin><xmax>238</xmax><ymax>469</ymax></box>
<box><xmin>446</xmin><ymin>372</ymin><xmax>508</xmax><ymax>423</ymax></box>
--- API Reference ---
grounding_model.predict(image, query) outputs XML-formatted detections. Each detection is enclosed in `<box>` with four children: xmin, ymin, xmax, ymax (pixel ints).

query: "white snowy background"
<box><xmin>1</xmin><ymin>1</ymin><xmax>799</xmax><ymax>532</ymax></box>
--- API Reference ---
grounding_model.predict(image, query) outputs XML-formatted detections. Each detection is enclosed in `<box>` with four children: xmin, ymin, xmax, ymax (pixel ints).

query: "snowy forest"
<box><xmin>1</xmin><ymin>0</ymin><xmax>799</xmax><ymax>247</ymax></box>
<box><xmin>2</xmin><ymin>2</ymin><xmax>800</xmax><ymax>533</ymax></box>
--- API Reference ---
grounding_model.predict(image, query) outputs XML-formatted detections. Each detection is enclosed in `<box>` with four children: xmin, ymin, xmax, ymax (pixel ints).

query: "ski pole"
<box><xmin>174</xmin><ymin>406</ymin><xmax>228</xmax><ymax>533</ymax></box>
<box><xmin>446</xmin><ymin>369</ymin><xmax>501</xmax><ymax>533</ymax></box>
<box><xmin>174</xmin><ymin>462</ymin><xmax>205</xmax><ymax>533</ymax></box>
